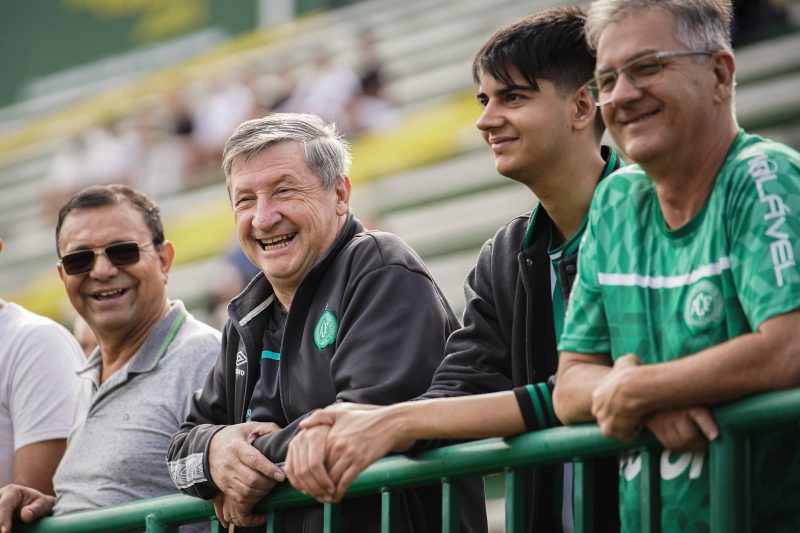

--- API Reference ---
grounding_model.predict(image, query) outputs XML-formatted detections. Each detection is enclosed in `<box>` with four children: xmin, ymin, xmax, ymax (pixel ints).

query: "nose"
<box><xmin>607</xmin><ymin>73</ymin><xmax>642</xmax><ymax>108</ymax></box>
<box><xmin>476</xmin><ymin>100</ymin><xmax>503</xmax><ymax>133</ymax></box>
<box><xmin>252</xmin><ymin>196</ymin><xmax>281</xmax><ymax>230</ymax></box>
<box><xmin>89</xmin><ymin>253</ymin><xmax>119</xmax><ymax>280</ymax></box>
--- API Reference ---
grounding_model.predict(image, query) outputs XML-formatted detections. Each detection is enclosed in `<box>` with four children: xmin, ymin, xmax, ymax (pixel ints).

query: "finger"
<box><xmin>19</xmin><ymin>495</ymin><xmax>54</xmax><ymax>524</ymax></box>
<box><xmin>238</xmin><ymin>447</ymin><xmax>286</xmax><ymax>483</ymax></box>
<box><xmin>245</xmin><ymin>422</ymin><xmax>281</xmax><ymax>441</ymax></box>
<box><xmin>303</xmin><ymin>433</ymin><xmax>336</xmax><ymax>501</ymax></box>
<box><xmin>332</xmin><ymin>464</ymin><xmax>362</xmax><ymax>502</ymax></box>
<box><xmin>0</xmin><ymin>489</ymin><xmax>23</xmax><ymax>533</ymax></box>
<box><xmin>300</xmin><ymin>411</ymin><xmax>336</xmax><ymax>429</ymax></box>
<box><xmin>688</xmin><ymin>408</ymin><xmax>719</xmax><ymax>441</ymax></box>
<box><xmin>213</xmin><ymin>496</ymin><xmax>229</xmax><ymax>529</ymax></box>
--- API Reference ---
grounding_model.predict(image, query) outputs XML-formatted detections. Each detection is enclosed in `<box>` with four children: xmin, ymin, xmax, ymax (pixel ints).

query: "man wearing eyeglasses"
<box><xmin>0</xmin><ymin>185</ymin><xmax>222</xmax><ymax>531</ymax></box>
<box><xmin>554</xmin><ymin>0</ymin><xmax>800</xmax><ymax>531</ymax></box>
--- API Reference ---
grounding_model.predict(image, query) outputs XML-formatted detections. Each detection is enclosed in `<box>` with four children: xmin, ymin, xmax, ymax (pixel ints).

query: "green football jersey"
<box><xmin>559</xmin><ymin>130</ymin><xmax>800</xmax><ymax>532</ymax></box>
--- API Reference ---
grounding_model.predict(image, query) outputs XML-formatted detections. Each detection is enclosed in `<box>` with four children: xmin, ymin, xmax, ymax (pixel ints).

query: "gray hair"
<box><xmin>586</xmin><ymin>0</ymin><xmax>733</xmax><ymax>53</ymax></box>
<box><xmin>222</xmin><ymin>113</ymin><xmax>352</xmax><ymax>191</ymax></box>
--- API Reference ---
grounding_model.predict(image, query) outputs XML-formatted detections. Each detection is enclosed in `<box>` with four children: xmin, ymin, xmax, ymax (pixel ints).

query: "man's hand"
<box><xmin>285</xmin><ymin>424</ymin><xmax>336</xmax><ymax>502</ymax></box>
<box><xmin>591</xmin><ymin>354</ymin><xmax>645</xmax><ymax>440</ymax></box>
<box><xmin>300</xmin><ymin>404</ymin><xmax>414</xmax><ymax>502</ymax></box>
<box><xmin>208</xmin><ymin>422</ymin><xmax>285</xmax><ymax>509</ymax></box>
<box><xmin>0</xmin><ymin>484</ymin><xmax>55</xmax><ymax>533</ymax></box>
<box><xmin>212</xmin><ymin>492</ymin><xmax>266</xmax><ymax>529</ymax></box>
<box><xmin>644</xmin><ymin>407</ymin><xmax>719</xmax><ymax>452</ymax></box>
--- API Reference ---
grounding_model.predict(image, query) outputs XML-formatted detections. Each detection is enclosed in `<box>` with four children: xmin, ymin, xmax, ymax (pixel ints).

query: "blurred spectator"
<box><xmin>192</xmin><ymin>75</ymin><xmax>257</xmax><ymax>180</ymax></box>
<box><xmin>278</xmin><ymin>50</ymin><xmax>361</xmax><ymax>129</ymax></box>
<box><xmin>0</xmin><ymin>237</ymin><xmax>84</xmax><ymax>495</ymax></box>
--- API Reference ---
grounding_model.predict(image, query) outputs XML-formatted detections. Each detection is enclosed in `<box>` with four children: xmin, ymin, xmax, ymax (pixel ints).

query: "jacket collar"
<box><xmin>521</xmin><ymin>145</ymin><xmax>622</xmax><ymax>250</ymax></box>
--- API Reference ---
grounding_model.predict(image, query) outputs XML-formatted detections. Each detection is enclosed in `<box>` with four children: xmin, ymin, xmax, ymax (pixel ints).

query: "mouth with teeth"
<box><xmin>622</xmin><ymin>110</ymin><xmax>658</xmax><ymax>125</ymax></box>
<box><xmin>92</xmin><ymin>288</ymin><xmax>128</xmax><ymax>300</ymax></box>
<box><xmin>258</xmin><ymin>233</ymin><xmax>297</xmax><ymax>251</ymax></box>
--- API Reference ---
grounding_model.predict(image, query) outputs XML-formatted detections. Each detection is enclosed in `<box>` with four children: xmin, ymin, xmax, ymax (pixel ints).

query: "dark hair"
<box><xmin>55</xmin><ymin>184</ymin><xmax>165</xmax><ymax>255</ymax></box>
<box><xmin>472</xmin><ymin>6</ymin><xmax>604</xmax><ymax>136</ymax></box>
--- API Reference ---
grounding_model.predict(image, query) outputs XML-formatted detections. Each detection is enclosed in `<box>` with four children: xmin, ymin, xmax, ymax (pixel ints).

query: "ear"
<box><xmin>711</xmin><ymin>50</ymin><xmax>736</xmax><ymax>104</ymax></box>
<box><xmin>157</xmin><ymin>240</ymin><xmax>175</xmax><ymax>280</ymax></box>
<box><xmin>0</xmin><ymin>238</ymin><xmax>4</xmax><ymax>255</ymax></box>
<box><xmin>57</xmin><ymin>262</ymin><xmax>66</xmax><ymax>283</ymax></box>
<box><xmin>334</xmin><ymin>176</ymin><xmax>352</xmax><ymax>216</ymax></box>
<box><xmin>571</xmin><ymin>86</ymin><xmax>597</xmax><ymax>133</ymax></box>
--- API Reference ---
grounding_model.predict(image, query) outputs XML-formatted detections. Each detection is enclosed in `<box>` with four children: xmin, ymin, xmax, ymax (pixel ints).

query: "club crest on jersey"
<box><xmin>683</xmin><ymin>279</ymin><xmax>723</xmax><ymax>332</ymax></box>
<box><xmin>314</xmin><ymin>308</ymin><xmax>338</xmax><ymax>350</ymax></box>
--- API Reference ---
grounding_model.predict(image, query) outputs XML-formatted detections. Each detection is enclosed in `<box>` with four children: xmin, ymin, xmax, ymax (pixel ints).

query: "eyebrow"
<box><xmin>476</xmin><ymin>83</ymin><xmax>537</xmax><ymax>99</ymax></box>
<box><xmin>597</xmin><ymin>48</ymin><xmax>660</xmax><ymax>73</ymax></box>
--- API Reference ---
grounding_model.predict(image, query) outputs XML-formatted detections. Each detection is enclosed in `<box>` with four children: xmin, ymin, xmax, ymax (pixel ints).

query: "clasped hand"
<box><xmin>208</xmin><ymin>421</ymin><xmax>285</xmax><ymax>528</ymax></box>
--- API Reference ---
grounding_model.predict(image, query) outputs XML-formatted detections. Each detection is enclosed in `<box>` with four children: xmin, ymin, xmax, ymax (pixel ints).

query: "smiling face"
<box><xmin>229</xmin><ymin>141</ymin><xmax>350</xmax><ymax>301</ymax></box>
<box><xmin>56</xmin><ymin>203</ymin><xmax>173</xmax><ymax>341</ymax></box>
<box><xmin>476</xmin><ymin>68</ymin><xmax>576</xmax><ymax>186</ymax></box>
<box><xmin>595</xmin><ymin>8</ymin><xmax>718</xmax><ymax>167</ymax></box>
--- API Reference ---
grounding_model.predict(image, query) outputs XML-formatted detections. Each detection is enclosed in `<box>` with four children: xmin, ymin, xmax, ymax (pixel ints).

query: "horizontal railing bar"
<box><xmin>20</xmin><ymin>389</ymin><xmax>800</xmax><ymax>531</ymax></box>
<box><xmin>20</xmin><ymin>494</ymin><xmax>214</xmax><ymax>532</ymax></box>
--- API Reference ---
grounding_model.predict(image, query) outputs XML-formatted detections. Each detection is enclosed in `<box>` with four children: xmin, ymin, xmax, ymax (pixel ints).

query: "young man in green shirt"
<box><xmin>554</xmin><ymin>0</ymin><xmax>800</xmax><ymax>531</ymax></box>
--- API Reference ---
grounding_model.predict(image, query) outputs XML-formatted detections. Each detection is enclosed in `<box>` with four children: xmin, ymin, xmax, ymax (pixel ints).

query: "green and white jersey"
<box><xmin>559</xmin><ymin>130</ymin><xmax>800</xmax><ymax>532</ymax></box>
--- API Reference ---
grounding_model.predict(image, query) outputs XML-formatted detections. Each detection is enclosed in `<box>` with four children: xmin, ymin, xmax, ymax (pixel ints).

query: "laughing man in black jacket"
<box><xmin>288</xmin><ymin>7</ymin><xmax>622</xmax><ymax>532</ymax></box>
<box><xmin>166</xmin><ymin>113</ymin><xmax>487</xmax><ymax>533</ymax></box>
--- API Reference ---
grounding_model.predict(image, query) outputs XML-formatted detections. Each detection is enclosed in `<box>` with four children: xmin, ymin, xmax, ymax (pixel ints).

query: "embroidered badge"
<box><xmin>683</xmin><ymin>279</ymin><xmax>724</xmax><ymax>332</ymax></box>
<box><xmin>314</xmin><ymin>308</ymin><xmax>338</xmax><ymax>350</ymax></box>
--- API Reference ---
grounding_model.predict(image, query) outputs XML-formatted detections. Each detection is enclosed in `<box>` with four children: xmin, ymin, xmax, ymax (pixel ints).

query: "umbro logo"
<box><xmin>236</xmin><ymin>352</ymin><xmax>247</xmax><ymax>367</ymax></box>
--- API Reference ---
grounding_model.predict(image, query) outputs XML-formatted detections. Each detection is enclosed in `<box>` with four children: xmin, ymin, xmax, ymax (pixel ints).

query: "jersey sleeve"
<box><xmin>727</xmin><ymin>146</ymin><xmax>800</xmax><ymax>329</ymax></box>
<box><xmin>10</xmin><ymin>324</ymin><xmax>83</xmax><ymax>449</ymax></box>
<box><xmin>558</xmin><ymin>195</ymin><xmax>611</xmax><ymax>354</ymax></box>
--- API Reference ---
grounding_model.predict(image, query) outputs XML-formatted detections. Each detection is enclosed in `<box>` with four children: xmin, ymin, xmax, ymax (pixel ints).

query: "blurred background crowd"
<box><xmin>0</xmin><ymin>0</ymin><xmax>798</xmax><ymax>331</ymax></box>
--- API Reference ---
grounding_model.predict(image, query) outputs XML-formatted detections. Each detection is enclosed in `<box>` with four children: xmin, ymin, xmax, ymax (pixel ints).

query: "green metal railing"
<box><xmin>19</xmin><ymin>388</ymin><xmax>800</xmax><ymax>533</ymax></box>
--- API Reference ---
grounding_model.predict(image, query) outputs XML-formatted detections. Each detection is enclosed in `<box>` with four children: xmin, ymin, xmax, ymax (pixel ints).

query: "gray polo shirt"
<box><xmin>53</xmin><ymin>300</ymin><xmax>220</xmax><ymax>515</ymax></box>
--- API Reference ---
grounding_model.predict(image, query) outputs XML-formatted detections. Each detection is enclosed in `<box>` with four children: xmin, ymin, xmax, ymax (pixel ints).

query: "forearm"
<box><xmin>553</xmin><ymin>352</ymin><xmax>613</xmax><ymax>424</ymax></box>
<box><xmin>387</xmin><ymin>391</ymin><xmax>527</xmax><ymax>444</ymax></box>
<box><xmin>13</xmin><ymin>440</ymin><xmax>67</xmax><ymax>496</ymax></box>
<box><xmin>627</xmin><ymin>317</ymin><xmax>800</xmax><ymax>412</ymax></box>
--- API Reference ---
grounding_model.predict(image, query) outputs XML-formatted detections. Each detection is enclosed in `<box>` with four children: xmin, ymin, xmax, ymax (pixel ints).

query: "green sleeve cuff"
<box><xmin>513</xmin><ymin>382</ymin><xmax>559</xmax><ymax>431</ymax></box>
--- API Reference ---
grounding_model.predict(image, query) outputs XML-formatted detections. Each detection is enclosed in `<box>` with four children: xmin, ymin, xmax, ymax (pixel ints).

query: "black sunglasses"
<box><xmin>59</xmin><ymin>241</ymin><xmax>154</xmax><ymax>276</ymax></box>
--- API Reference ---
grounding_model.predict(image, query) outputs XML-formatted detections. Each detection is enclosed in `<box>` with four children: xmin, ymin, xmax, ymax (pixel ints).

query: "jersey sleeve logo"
<box><xmin>683</xmin><ymin>279</ymin><xmax>724</xmax><ymax>332</ymax></box>
<box><xmin>313</xmin><ymin>308</ymin><xmax>338</xmax><ymax>350</ymax></box>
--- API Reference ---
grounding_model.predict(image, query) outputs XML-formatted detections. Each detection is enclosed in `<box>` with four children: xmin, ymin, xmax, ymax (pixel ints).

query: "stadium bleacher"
<box><xmin>0</xmin><ymin>0</ymin><xmax>798</xmax><ymax>328</ymax></box>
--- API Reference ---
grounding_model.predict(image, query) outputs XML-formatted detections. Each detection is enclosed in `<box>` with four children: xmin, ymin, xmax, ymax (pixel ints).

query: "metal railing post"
<box><xmin>323</xmin><ymin>502</ymin><xmax>341</xmax><ymax>533</ymax></box>
<box><xmin>573</xmin><ymin>459</ymin><xmax>594</xmax><ymax>533</ymax></box>
<box><xmin>504</xmin><ymin>468</ymin><xmax>524</xmax><ymax>533</ymax></box>
<box><xmin>381</xmin><ymin>489</ymin><xmax>399</xmax><ymax>533</ymax></box>
<box><xmin>145</xmin><ymin>514</ymin><xmax>177</xmax><ymax>533</ymax></box>
<box><xmin>640</xmin><ymin>448</ymin><xmax>661</xmax><ymax>533</ymax></box>
<box><xmin>710</xmin><ymin>430</ymin><xmax>750</xmax><ymax>533</ymax></box>
<box><xmin>441</xmin><ymin>478</ymin><xmax>461</xmax><ymax>533</ymax></box>
<box><xmin>266</xmin><ymin>507</ymin><xmax>284</xmax><ymax>533</ymax></box>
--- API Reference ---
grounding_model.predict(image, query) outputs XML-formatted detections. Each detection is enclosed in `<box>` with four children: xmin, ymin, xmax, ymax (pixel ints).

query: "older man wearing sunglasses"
<box><xmin>0</xmin><ymin>185</ymin><xmax>222</xmax><ymax>531</ymax></box>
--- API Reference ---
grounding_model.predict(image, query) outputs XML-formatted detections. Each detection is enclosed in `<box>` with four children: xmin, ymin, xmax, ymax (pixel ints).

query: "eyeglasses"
<box><xmin>585</xmin><ymin>50</ymin><xmax>714</xmax><ymax>106</ymax></box>
<box><xmin>59</xmin><ymin>241</ymin><xmax>154</xmax><ymax>276</ymax></box>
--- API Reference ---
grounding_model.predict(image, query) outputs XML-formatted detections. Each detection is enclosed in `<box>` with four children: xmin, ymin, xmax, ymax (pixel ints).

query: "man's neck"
<box><xmin>530</xmin><ymin>145</ymin><xmax>606</xmax><ymax>243</ymax></box>
<box><xmin>0</xmin><ymin>297</ymin><xmax>6</xmax><ymax>310</ymax></box>
<box><xmin>647</xmin><ymin>123</ymin><xmax>739</xmax><ymax>229</ymax></box>
<box><xmin>96</xmin><ymin>300</ymin><xmax>170</xmax><ymax>384</ymax></box>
